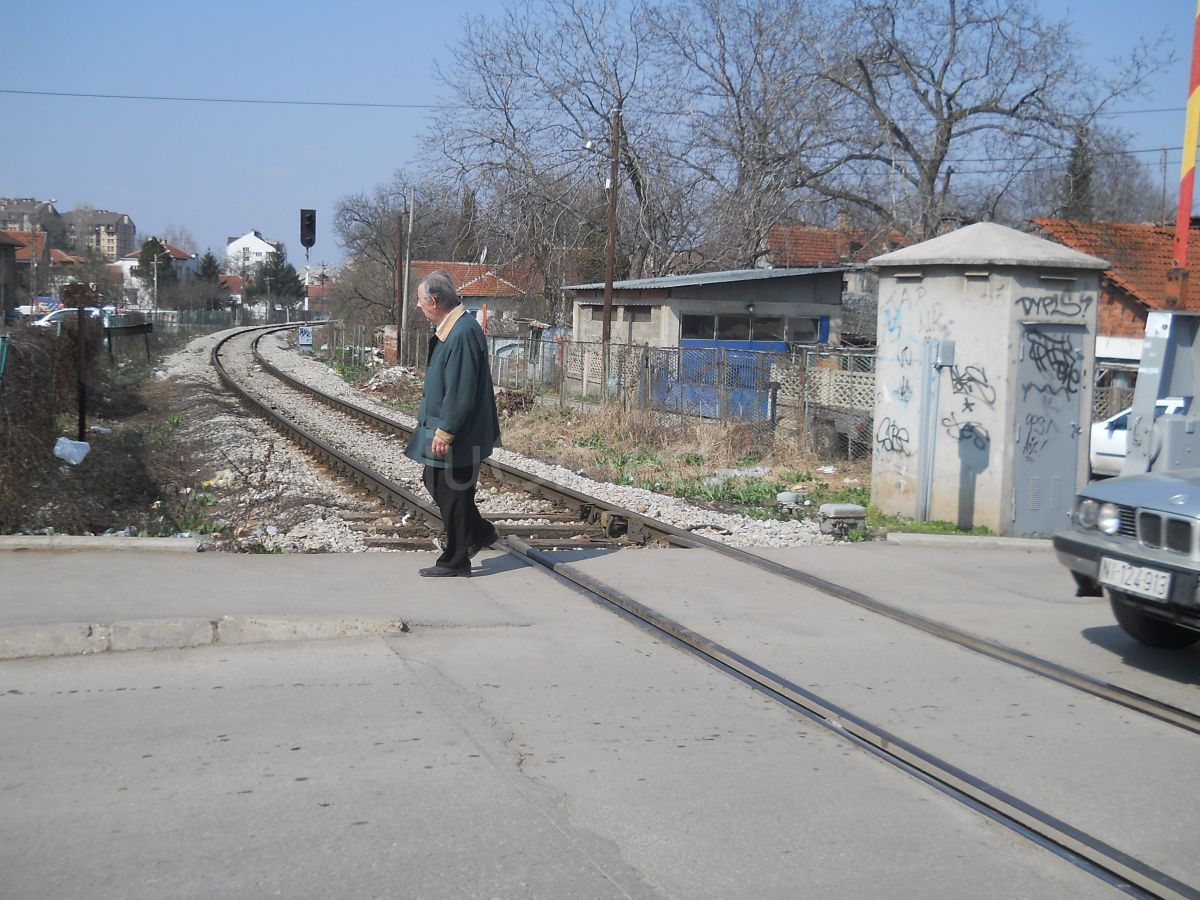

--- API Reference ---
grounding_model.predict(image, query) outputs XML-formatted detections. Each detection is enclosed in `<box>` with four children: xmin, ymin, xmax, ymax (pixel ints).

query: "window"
<box><xmin>625</xmin><ymin>307</ymin><xmax>651</xmax><ymax>322</ymax></box>
<box><xmin>589</xmin><ymin>306</ymin><xmax>605</xmax><ymax>322</ymax></box>
<box><xmin>789</xmin><ymin>318</ymin><xmax>817</xmax><ymax>342</ymax></box>
<box><xmin>717</xmin><ymin>314</ymin><xmax>750</xmax><ymax>340</ymax></box>
<box><xmin>752</xmin><ymin>317</ymin><xmax>785</xmax><ymax>341</ymax></box>
<box><xmin>681</xmin><ymin>313</ymin><xmax>715</xmax><ymax>339</ymax></box>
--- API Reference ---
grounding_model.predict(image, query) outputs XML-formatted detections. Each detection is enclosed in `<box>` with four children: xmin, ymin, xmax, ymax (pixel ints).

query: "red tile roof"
<box><xmin>0</xmin><ymin>231</ymin><xmax>24</xmax><ymax>248</ymax></box>
<box><xmin>120</xmin><ymin>243</ymin><xmax>194</xmax><ymax>262</ymax></box>
<box><xmin>219</xmin><ymin>274</ymin><xmax>243</xmax><ymax>292</ymax></box>
<box><xmin>1032</xmin><ymin>217</ymin><xmax>1200</xmax><ymax>309</ymax></box>
<box><xmin>49</xmin><ymin>249</ymin><xmax>86</xmax><ymax>264</ymax></box>
<box><xmin>409</xmin><ymin>260</ymin><xmax>533</xmax><ymax>299</ymax></box>
<box><xmin>2</xmin><ymin>230</ymin><xmax>47</xmax><ymax>262</ymax></box>
<box><xmin>766</xmin><ymin>224</ymin><xmax>911</xmax><ymax>267</ymax></box>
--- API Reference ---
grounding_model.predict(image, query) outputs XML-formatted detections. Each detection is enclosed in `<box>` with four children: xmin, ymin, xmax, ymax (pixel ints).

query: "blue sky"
<box><xmin>0</xmin><ymin>0</ymin><xmax>1192</xmax><ymax>268</ymax></box>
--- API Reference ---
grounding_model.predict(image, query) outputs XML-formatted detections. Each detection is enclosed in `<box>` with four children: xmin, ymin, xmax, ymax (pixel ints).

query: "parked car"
<box><xmin>1089</xmin><ymin>397</ymin><xmax>1188</xmax><ymax>476</ymax></box>
<box><xmin>32</xmin><ymin>307</ymin><xmax>103</xmax><ymax>328</ymax></box>
<box><xmin>1054</xmin><ymin>469</ymin><xmax>1200</xmax><ymax>648</ymax></box>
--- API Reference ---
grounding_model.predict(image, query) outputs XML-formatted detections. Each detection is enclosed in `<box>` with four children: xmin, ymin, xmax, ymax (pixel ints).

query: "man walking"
<box><xmin>405</xmin><ymin>269</ymin><xmax>502</xmax><ymax>576</ymax></box>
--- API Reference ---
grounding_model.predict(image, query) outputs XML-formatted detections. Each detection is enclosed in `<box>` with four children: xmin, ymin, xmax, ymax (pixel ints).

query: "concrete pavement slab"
<box><xmin>750</xmin><ymin>541</ymin><xmax>1200</xmax><ymax>711</ymax></box>
<box><xmin>552</xmin><ymin>546</ymin><xmax>1200</xmax><ymax>889</ymax></box>
<box><xmin>0</xmin><ymin>629</ymin><xmax>1110</xmax><ymax>898</ymax></box>
<box><xmin>0</xmin><ymin>550</ymin><xmax>532</xmax><ymax>658</ymax></box>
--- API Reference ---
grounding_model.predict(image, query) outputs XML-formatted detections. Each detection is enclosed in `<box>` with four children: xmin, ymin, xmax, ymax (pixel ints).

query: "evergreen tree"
<box><xmin>196</xmin><ymin>249</ymin><xmax>221</xmax><ymax>282</ymax></box>
<box><xmin>244</xmin><ymin>249</ymin><xmax>305</xmax><ymax>312</ymax></box>
<box><xmin>133</xmin><ymin>237</ymin><xmax>175</xmax><ymax>301</ymax></box>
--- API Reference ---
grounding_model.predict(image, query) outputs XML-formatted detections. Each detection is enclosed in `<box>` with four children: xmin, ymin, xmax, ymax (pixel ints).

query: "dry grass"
<box><xmin>499</xmin><ymin>400</ymin><xmax>870</xmax><ymax>500</ymax></box>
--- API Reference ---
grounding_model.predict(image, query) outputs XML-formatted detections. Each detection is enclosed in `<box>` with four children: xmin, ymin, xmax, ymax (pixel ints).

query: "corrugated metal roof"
<box><xmin>566</xmin><ymin>266</ymin><xmax>847</xmax><ymax>292</ymax></box>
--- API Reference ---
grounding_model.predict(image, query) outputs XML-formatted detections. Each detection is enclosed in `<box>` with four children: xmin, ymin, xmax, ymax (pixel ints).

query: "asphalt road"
<box><xmin>0</xmin><ymin>540</ymin><xmax>1193</xmax><ymax>897</ymax></box>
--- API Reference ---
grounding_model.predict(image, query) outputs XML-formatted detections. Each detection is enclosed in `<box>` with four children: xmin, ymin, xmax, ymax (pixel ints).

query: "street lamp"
<box><xmin>150</xmin><ymin>240</ymin><xmax>172</xmax><ymax>312</ymax></box>
<box><xmin>29</xmin><ymin>199</ymin><xmax>56</xmax><ymax>303</ymax></box>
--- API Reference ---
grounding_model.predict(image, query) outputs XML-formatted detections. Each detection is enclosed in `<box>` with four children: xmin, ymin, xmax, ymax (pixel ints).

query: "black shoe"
<box><xmin>467</xmin><ymin>528</ymin><xmax>501</xmax><ymax>559</ymax></box>
<box><xmin>419</xmin><ymin>565</ymin><xmax>471</xmax><ymax>577</ymax></box>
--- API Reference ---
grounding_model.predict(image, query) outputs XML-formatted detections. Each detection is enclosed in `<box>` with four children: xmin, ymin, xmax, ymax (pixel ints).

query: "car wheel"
<box><xmin>1107</xmin><ymin>590</ymin><xmax>1200</xmax><ymax>649</ymax></box>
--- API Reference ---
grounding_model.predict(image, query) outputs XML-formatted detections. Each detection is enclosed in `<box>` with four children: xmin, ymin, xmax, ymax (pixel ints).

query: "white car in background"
<box><xmin>1089</xmin><ymin>397</ymin><xmax>1188</xmax><ymax>477</ymax></box>
<box><xmin>32</xmin><ymin>307</ymin><xmax>103</xmax><ymax>328</ymax></box>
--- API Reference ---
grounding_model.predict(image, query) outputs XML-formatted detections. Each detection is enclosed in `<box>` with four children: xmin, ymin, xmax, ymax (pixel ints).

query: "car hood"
<box><xmin>1081</xmin><ymin>469</ymin><xmax>1200</xmax><ymax>510</ymax></box>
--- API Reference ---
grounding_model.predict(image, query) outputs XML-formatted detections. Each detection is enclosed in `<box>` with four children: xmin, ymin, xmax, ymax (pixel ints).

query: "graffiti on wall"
<box><xmin>940</xmin><ymin>412</ymin><xmax>991</xmax><ymax>450</ymax></box>
<box><xmin>948</xmin><ymin>364</ymin><xmax>995</xmax><ymax>412</ymax></box>
<box><xmin>1014</xmin><ymin>294</ymin><xmax>1095</xmax><ymax>318</ymax></box>
<box><xmin>875</xmin><ymin>417</ymin><xmax>913</xmax><ymax>456</ymax></box>
<box><xmin>1020</xmin><ymin>413</ymin><xmax>1061</xmax><ymax>461</ymax></box>
<box><xmin>1021</xmin><ymin>330</ymin><xmax>1081</xmax><ymax>405</ymax></box>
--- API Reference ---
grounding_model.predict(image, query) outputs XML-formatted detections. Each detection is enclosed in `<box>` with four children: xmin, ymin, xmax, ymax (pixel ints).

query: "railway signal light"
<box><xmin>300</xmin><ymin>209</ymin><xmax>316</xmax><ymax>251</ymax></box>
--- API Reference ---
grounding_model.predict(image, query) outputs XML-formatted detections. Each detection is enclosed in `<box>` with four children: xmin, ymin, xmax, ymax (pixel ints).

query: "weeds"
<box><xmin>866</xmin><ymin>508</ymin><xmax>995</xmax><ymax>536</ymax></box>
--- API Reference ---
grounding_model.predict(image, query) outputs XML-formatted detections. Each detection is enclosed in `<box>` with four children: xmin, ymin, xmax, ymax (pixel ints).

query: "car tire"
<box><xmin>1107</xmin><ymin>590</ymin><xmax>1200</xmax><ymax>649</ymax></box>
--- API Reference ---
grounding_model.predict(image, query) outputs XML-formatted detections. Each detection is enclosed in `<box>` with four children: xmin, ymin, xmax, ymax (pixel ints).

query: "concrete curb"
<box><xmin>884</xmin><ymin>532</ymin><xmax>1051</xmax><ymax>550</ymax></box>
<box><xmin>0</xmin><ymin>535</ymin><xmax>201</xmax><ymax>553</ymax></box>
<box><xmin>0</xmin><ymin>615</ymin><xmax>408</xmax><ymax>661</ymax></box>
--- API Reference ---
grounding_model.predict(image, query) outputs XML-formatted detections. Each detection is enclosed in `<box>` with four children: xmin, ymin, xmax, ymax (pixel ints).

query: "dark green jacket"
<box><xmin>404</xmin><ymin>308</ymin><xmax>501</xmax><ymax>468</ymax></box>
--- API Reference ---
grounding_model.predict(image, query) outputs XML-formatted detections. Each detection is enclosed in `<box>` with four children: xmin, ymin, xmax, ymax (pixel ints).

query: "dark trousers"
<box><xmin>423</xmin><ymin>464</ymin><xmax>494</xmax><ymax>570</ymax></box>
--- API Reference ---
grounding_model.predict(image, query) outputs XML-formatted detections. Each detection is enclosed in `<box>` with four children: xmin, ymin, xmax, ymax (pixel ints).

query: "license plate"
<box><xmin>1099</xmin><ymin>557</ymin><xmax>1171</xmax><ymax>602</ymax></box>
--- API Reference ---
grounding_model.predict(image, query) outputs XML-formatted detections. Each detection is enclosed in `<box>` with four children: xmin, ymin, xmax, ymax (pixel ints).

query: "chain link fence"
<box><xmin>425</xmin><ymin>332</ymin><xmax>878</xmax><ymax>463</ymax></box>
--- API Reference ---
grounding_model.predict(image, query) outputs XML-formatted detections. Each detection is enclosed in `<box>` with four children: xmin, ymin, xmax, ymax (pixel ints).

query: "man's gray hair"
<box><xmin>419</xmin><ymin>269</ymin><xmax>460</xmax><ymax>309</ymax></box>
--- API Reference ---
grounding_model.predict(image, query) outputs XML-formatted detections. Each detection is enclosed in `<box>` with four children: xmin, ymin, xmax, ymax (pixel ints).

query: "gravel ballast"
<box><xmin>250</xmin><ymin>329</ymin><xmax>834</xmax><ymax>549</ymax></box>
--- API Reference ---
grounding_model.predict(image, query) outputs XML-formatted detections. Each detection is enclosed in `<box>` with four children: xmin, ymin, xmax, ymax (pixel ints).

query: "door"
<box><xmin>1013</xmin><ymin>323</ymin><xmax>1086</xmax><ymax>537</ymax></box>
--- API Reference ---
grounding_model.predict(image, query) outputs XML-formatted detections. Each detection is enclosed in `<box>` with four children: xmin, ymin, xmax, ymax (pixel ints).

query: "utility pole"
<box><xmin>394</xmin><ymin>212</ymin><xmax>405</xmax><ymax>362</ymax></box>
<box><xmin>602</xmin><ymin>105</ymin><xmax>620</xmax><ymax>345</ymax></box>
<box><xmin>401</xmin><ymin>189</ymin><xmax>413</xmax><ymax>336</ymax></box>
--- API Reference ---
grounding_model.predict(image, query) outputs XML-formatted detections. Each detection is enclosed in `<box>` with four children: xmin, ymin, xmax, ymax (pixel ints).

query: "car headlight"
<box><xmin>1097</xmin><ymin>502</ymin><xmax>1121</xmax><ymax>535</ymax></box>
<box><xmin>1075</xmin><ymin>498</ymin><xmax>1099</xmax><ymax>529</ymax></box>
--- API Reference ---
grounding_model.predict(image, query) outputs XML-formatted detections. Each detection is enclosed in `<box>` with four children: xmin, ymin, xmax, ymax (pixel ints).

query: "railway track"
<box><xmin>235</xmin><ymin>324</ymin><xmax>1200</xmax><ymax>739</ymax></box>
<box><xmin>213</xmin><ymin>323</ymin><xmax>1197</xmax><ymax>898</ymax></box>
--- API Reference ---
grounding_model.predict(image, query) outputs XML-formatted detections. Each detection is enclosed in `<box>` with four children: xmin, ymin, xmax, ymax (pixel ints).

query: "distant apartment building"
<box><xmin>0</xmin><ymin>198</ymin><xmax>65</xmax><ymax>248</ymax></box>
<box><xmin>226</xmin><ymin>229</ymin><xmax>283</xmax><ymax>274</ymax></box>
<box><xmin>62</xmin><ymin>209</ymin><xmax>137</xmax><ymax>260</ymax></box>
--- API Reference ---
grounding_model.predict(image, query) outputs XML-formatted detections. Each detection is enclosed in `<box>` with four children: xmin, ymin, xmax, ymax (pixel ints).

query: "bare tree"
<box><xmin>648</xmin><ymin>0</ymin><xmax>850</xmax><ymax>268</ymax></box>
<box><xmin>795</xmin><ymin>0</ymin><xmax>1168</xmax><ymax>238</ymax></box>
<box><xmin>332</xmin><ymin>171</ymin><xmax>466</xmax><ymax>325</ymax></box>
<box><xmin>158</xmin><ymin>224</ymin><xmax>198</xmax><ymax>253</ymax></box>
<box><xmin>991</xmin><ymin>126</ymin><xmax>1163</xmax><ymax>225</ymax></box>
<box><xmin>430</xmin><ymin>0</ymin><xmax>694</xmax><ymax>283</ymax></box>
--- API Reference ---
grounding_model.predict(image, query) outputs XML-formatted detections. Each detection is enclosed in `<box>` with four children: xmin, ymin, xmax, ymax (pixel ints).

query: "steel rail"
<box><xmin>505</xmin><ymin>535</ymin><xmax>1194</xmax><ymax>900</ymax></box>
<box><xmin>210</xmin><ymin>326</ymin><xmax>443</xmax><ymax>531</ymax></box>
<box><xmin>217</xmin><ymin>325</ymin><xmax>1195</xmax><ymax>895</ymax></box>
<box><xmin>249</xmin><ymin>324</ymin><xmax>1200</xmax><ymax>738</ymax></box>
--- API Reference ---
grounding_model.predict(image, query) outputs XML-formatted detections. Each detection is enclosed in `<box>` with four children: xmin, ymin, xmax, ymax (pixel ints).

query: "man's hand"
<box><xmin>431</xmin><ymin>434</ymin><xmax>449</xmax><ymax>456</ymax></box>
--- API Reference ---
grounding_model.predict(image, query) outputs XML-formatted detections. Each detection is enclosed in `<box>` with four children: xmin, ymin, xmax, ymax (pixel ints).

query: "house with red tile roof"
<box><xmin>1032</xmin><ymin>217</ymin><xmax>1199</xmax><ymax>365</ymax></box>
<box><xmin>765</xmin><ymin>222</ymin><xmax>910</xmax><ymax>267</ymax></box>
<box><xmin>0</xmin><ymin>231</ymin><xmax>22</xmax><ymax>318</ymax></box>
<box><xmin>2</xmin><ymin>230</ymin><xmax>53</xmax><ymax>299</ymax></box>
<box><xmin>765</xmin><ymin>222</ymin><xmax>913</xmax><ymax>344</ymax></box>
<box><xmin>407</xmin><ymin>260</ymin><xmax>535</xmax><ymax>330</ymax></box>
<box><xmin>113</xmin><ymin>243</ymin><xmax>199</xmax><ymax>307</ymax></box>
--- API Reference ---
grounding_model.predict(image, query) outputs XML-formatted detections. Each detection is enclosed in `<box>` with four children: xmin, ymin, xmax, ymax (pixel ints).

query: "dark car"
<box><xmin>1054</xmin><ymin>470</ymin><xmax>1200</xmax><ymax>648</ymax></box>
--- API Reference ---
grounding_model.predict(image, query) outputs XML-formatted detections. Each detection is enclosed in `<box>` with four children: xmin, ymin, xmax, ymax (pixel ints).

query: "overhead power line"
<box><xmin>0</xmin><ymin>87</ymin><xmax>1187</xmax><ymax>120</ymax></box>
<box><xmin>0</xmin><ymin>88</ymin><xmax>443</xmax><ymax>110</ymax></box>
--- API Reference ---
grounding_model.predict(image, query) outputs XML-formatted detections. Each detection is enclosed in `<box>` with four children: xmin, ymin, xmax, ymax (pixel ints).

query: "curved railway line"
<box><xmin>213</xmin><ymin>323</ymin><xmax>1198</xmax><ymax>898</ymax></box>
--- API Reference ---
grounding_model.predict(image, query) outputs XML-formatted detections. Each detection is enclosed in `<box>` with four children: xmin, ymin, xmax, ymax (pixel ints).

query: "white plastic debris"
<box><xmin>89</xmin><ymin>425</ymin><xmax>112</xmax><ymax>434</ymax></box>
<box><xmin>153</xmin><ymin>369</ymin><xmax>168</xmax><ymax>380</ymax></box>
<box><xmin>53</xmin><ymin>437</ymin><xmax>91</xmax><ymax>465</ymax></box>
<box><xmin>817</xmin><ymin>465</ymin><xmax>838</xmax><ymax>474</ymax></box>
